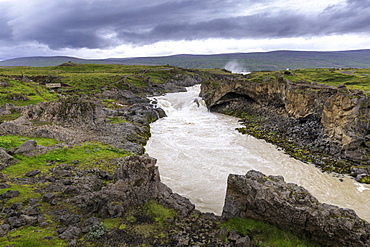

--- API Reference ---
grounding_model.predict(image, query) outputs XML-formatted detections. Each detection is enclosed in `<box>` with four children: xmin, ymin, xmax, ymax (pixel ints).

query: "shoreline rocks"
<box><xmin>222</xmin><ymin>170</ymin><xmax>370</xmax><ymax>247</ymax></box>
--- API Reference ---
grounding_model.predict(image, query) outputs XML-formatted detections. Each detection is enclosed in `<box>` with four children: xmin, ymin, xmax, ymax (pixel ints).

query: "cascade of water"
<box><xmin>145</xmin><ymin>85</ymin><xmax>370</xmax><ymax>221</ymax></box>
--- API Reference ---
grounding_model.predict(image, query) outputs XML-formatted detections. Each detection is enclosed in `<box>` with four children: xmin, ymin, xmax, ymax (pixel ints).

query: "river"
<box><xmin>145</xmin><ymin>84</ymin><xmax>370</xmax><ymax>221</ymax></box>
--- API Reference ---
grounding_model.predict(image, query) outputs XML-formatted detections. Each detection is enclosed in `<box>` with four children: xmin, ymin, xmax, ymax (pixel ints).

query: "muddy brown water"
<box><xmin>145</xmin><ymin>85</ymin><xmax>370</xmax><ymax>221</ymax></box>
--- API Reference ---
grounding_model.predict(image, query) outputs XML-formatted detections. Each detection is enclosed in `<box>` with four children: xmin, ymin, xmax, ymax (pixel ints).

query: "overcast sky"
<box><xmin>0</xmin><ymin>0</ymin><xmax>370</xmax><ymax>60</ymax></box>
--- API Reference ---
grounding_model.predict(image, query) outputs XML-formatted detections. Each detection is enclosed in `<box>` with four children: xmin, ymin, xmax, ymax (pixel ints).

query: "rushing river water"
<box><xmin>145</xmin><ymin>85</ymin><xmax>370</xmax><ymax>221</ymax></box>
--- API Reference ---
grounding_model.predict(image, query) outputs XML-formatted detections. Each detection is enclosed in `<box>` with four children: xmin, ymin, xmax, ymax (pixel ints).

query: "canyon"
<box><xmin>0</xmin><ymin>64</ymin><xmax>369</xmax><ymax>246</ymax></box>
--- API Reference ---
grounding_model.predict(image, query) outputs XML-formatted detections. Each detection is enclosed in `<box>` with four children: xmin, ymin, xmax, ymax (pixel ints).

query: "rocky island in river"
<box><xmin>0</xmin><ymin>63</ymin><xmax>369</xmax><ymax>246</ymax></box>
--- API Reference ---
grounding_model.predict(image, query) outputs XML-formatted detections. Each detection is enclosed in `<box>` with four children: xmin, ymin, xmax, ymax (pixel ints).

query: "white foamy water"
<box><xmin>145</xmin><ymin>84</ymin><xmax>370</xmax><ymax>221</ymax></box>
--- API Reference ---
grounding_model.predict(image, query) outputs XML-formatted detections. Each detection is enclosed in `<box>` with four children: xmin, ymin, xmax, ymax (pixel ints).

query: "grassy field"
<box><xmin>0</xmin><ymin>63</ymin><xmax>202</xmax><ymax>106</ymax></box>
<box><xmin>245</xmin><ymin>67</ymin><xmax>370</xmax><ymax>92</ymax></box>
<box><xmin>1</xmin><ymin>64</ymin><xmax>369</xmax><ymax>104</ymax></box>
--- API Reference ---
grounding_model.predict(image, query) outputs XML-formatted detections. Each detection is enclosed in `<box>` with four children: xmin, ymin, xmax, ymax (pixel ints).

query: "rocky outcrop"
<box><xmin>70</xmin><ymin>155</ymin><xmax>195</xmax><ymax>218</ymax></box>
<box><xmin>222</xmin><ymin>170</ymin><xmax>370</xmax><ymax>247</ymax></box>
<box><xmin>0</xmin><ymin>153</ymin><xmax>225</xmax><ymax>245</ymax></box>
<box><xmin>0</xmin><ymin>97</ymin><xmax>164</xmax><ymax>154</ymax></box>
<box><xmin>201</xmin><ymin>75</ymin><xmax>370</xmax><ymax>167</ymax></box>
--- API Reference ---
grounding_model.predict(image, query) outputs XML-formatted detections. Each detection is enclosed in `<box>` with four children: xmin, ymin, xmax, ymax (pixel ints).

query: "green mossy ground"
<box><xmin>0</xmin><ymin>135</ymin><xmax>58</xmax><ymax>151</ymax></box>
<box><xmin>222</xmin><ymin>218</ymin><xmax>320</xmax><ymax>247</ymax></box>
<box><xmin>0</xmin><ymin>64</ymin><xmax>205</xmax><ymax>98</ymax></box>
<box><xmin>2</xmin><ymin>140</ymin><xmax>130</xmax><ymax>178</ymax></box>
<box><xmin>246</xmin><ymin>67</ymin><xmax>370</xmax><ymax>92</ymax></box>
<box><xmin>0</xmin><ymin>75</ymin><xmax>57</xmax><ymax>106</ymax></box>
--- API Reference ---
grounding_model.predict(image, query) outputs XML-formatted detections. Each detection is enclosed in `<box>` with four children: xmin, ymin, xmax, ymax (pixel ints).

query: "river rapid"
<box><xmin>145</xmin><ymin>85</ymin><xmax>370</xmax><ymax>221</ymax></box>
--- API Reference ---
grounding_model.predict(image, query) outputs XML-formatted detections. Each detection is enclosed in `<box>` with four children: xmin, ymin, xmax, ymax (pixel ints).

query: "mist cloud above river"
<box><xmin>224</xmin><ymin>60</ymin><xmax>249</xmax><ymax>74</ymax></box>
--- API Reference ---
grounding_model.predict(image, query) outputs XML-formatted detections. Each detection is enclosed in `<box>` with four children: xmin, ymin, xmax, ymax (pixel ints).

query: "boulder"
<box><xmin>81</xmin><ymin>217</ymin><xmax>101</xmax><ymax>233</ymax></box>
<box><xmin>60</xmin><ymin>213</ymin><xmax>80</xmax><ymax>226</ymax></box>
<box><xmin>235</xmin><ymin>236</ymin><xmax>251</xmax><ymax>247</ymax></box>
<box><xmin>59</xmin><ymin>226</ymin><xmax>81</xmax><ymax>241</ymax></box>
<box><xmin>0</xmin><ymin>183</ymin><xmax>11</xmax><ymax>189</ymax></box>
<box><xmin>72</xmin><ymin>155</ymin><xmax>195</xmax><ymax>218</ymax></box>
<box><xmin>0</xmin><ymin>224</ymin><xmax>10</xmax><ymax>237</ymax></box>
<box><xmin>0</xmin><ymin>149</ymin><xmax>13</xmax><ymax>169</ymax></box>
<box><xmin>15</xmin><ymin>140</ymin><xmax>37</xmax><ymax>154</ymax></box>
<box><xmin>222</xmin><ymin>170</ymin><xmax>370</xmax><ymax>247</ymax></box>
<box><xmin>42</xmin><ymin>193</ymin><xmax>56</xmax><ymax>204</ymax></box>
<box><xmin>1</xmin><ymin>190</ymin><xmax>20</xmax><ymax>199</ymax></box>
<box><xmin>6</xmin><ymin>216</ymin><xmax>26</xmax><ymax>228</ymax></box>
<box><xmin>25</xmin><ymin>169</ymin><xmax>40</xmax><ymax>177</ymax></box>
<box><xmin>24</xmin><ymin>205</ymin><xmax>40</xmax><ymax>216</ymax></box>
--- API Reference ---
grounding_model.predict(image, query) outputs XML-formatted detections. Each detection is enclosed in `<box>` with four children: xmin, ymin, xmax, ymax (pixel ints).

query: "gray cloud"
<box><xmin>0</xmin><ymin>0</ymin><xmax>369</xmax><ymax>52</ymax></box>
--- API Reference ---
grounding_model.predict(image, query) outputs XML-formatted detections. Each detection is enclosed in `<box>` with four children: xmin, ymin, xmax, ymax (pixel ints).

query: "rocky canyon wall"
<box><xmin>201</xmin><ymin>75</ymin><xmax>370</xmax><ymax>164</ymax></box>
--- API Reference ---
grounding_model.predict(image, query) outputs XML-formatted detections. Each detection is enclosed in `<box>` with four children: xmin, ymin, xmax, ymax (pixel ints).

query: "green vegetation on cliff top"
<box><xmin>1</xmin><ymin>64</ymin><xmax>370</xmax><ymax>108</ymax></box>
<box><xmin>0</xmin><ymin>63</ymin><xmax>202</xmax><ymax>105</ymax></box>
<box><xmin>246</xmin><ymin>67</ymin><xmax>370</xmax><ymax>92</ymax></box>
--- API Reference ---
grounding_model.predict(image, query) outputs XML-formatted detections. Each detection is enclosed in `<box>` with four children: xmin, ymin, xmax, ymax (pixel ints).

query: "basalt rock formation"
<box><xmin>201</xmin><ymin>75</ymin><xmax>370</xmax><ymax>176</ymax></box>
<box><xmin>222</xmin><ymin>170</ymin><xmax>370</xmax><ymax>247</ymax></box>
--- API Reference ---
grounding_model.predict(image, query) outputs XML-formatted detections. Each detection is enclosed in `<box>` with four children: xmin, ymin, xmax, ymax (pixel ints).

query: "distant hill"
<box><xmin>1</xmin><ymin>49</ymin><xmax>370</xmax><ymax>71</ymax></box>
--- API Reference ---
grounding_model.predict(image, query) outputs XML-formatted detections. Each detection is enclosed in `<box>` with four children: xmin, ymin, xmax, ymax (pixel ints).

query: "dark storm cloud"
<box><xmin>319</xmin><ymin>0</ymin><xmax>370</xmax><ymax>34</ymax></box>
<box><xmin>0</xmin><ymin>0</ymin><xmax>369</xmax><ymax>50</ymax></box>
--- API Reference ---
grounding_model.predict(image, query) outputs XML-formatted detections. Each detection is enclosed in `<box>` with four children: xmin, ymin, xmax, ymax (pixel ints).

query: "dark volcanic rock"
<box><xmin>6</xmin><ymin>216</ymin><xmax>26</xmax><ymax>228</ymax></box>
<box><xmin>0</xmin><ymin>149</ymin><xmax>14</xmax><ymax>170</ymax></box>
<box><xmin>24</xmin><ymin>205</ymin><xmax>40</xmax><ymax>216</ymax></box>
<box><xmin>60</xmin><ymin>213</ymin><xmax>80</xmax><ymax>226</ymax></box>
<box><xmin>42</xmin><ymin>193</ymin><xmax>56</xmax><ymax>204</ymax></box>
<box><xmin>71</xmin><ymin>155</ymin><xmax>195</xmax><ymax>218</ymax></box>
<box><xmin>0</xmin><ymin>224</ymin><xmax>10</xmax><ymax>237</ymax></box>
<box><xmin>59</xmin><ymin>226</ymin><xmax>81</xmax><ymax>241</ymax></box>
<box><xmin>15</xmin><ymin>140</ymin><xmax>38</xmax><ymax>154</ymax></box>
<box><xmin>81</xmin><ymin>217</ymin><xmax>101</xmax><ymax>233</ymax></box>
<box><xmin>1</xmin><ymin>190</ymin><xmax>20</xmax><ymax>199</ymax></box>
<box><xmin>25</xmin><ymin>169</ymin><xmax>40</xmax><ymax>177</ymax></box>
<box><xmin>0</xmin><ymin>183</ymin><xmax>11</xmax><ymax>189</ymax></box>
<box><xmin>222</xmin><ymin>170</ymin><xmax>370</xmax><ymax>247</ymax></box>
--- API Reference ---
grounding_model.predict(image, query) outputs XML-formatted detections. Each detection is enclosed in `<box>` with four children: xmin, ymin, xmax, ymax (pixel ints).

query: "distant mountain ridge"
<box><xmin>1</xmin><ymin>49</ymin><xmax>370</xmax><ymax>70</ymax></box>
